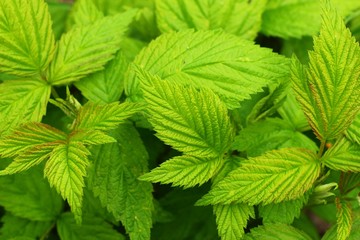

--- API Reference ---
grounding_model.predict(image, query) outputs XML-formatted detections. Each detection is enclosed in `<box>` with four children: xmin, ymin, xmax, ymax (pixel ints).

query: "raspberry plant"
<box><xmin>0</xmin><ymin>0</ymin><xmax>359</xmax><ymax>239</ymax></box>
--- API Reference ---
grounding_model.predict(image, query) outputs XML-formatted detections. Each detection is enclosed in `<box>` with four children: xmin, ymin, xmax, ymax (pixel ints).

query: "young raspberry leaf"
<box><xmin>74</xmin><ymin>102</ymin><xmax>144</xmax><ymax>131</ymax></box>
<box><xmin>0</xmin><ymin>0</ymin><xmax>55</xmax><ymax>76</ymax></box>
<box><xmin>140</xmin><ymin>71</ymin><xmax>234</xmax><ymax>158</ymax></box>
<box><xmin>244</xmin><ymin>224</ymin><xmax>312</xmax><ymax>240</ymax></box>
<box><xmin>156</xmin><ymin>0</ymin><xmax>266</xmax><ymax>40</ymax></box>
<box><xmin>336</xmin><ymin>198</ymin><xmax>353</xmax><ymax>240</ymax></box>
<box><xmin>291</xmin><ymin>2</ymin><xmax>360</xmax><ymax>140</ymax></box>
<box><xmin>214</xmin><ymin>203</ymin><xmax>255</xmax><ymax>240</ymax></box>
<box><xmin>197</xmin><ymin>148</ymin><xmax>321</xmax><ymax>206</ymax></box>
<box><xmin>0</xmin><ymin>80</ymin><xmax>51</xmax><ymax>136</ymax></box>
<box><xmin>47</xmin><ymin>10</ymin><xmax>136</xmax><ymax>85</ymax></box>
<box><xmin>346</xmin><ymin>113</ymin><xmax>360</xmax><ymax>144</ymax></box>
<box><xmin>322</xmin><ymin>138</ymin><xmax>360</xmax><ymax>172</ymax></box>
<box><xmin>139</xmin><ymin>155</ymin><xmax>223</xmax><ymax>188</ymax></box>
<box><xmin>126</xmin><ymin>30</ymin><xmax>289</xmax><ymax>109</ymax></box>
<box><xmin>44</xmin><ymin>140</ymin><xmax>90</xmax><ymax>223</ymax></box>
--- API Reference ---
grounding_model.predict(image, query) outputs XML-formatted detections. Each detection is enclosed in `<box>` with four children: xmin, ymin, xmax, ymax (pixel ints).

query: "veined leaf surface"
<box><xmin>244</xmin><ymin>224</ymin><xmax>312</xmax><ymax>240</ymax></box>
<box><xmin>44</xmin><ymin>140</ymin><xmax>90</xmax><ymax>223</ymax></box>
<box><xmin>197</xmin><ymin>148</ymin><xmax>321</xmax><ymax>206</ymax></box>
<box><xmin>155</xmin><ymin>0</ymin><xmax>266</xmax><ymax>40</ymax></box>
<box><xmin>126</xmin><ymin>30</ymin><xmax>289</xmax><ymax>109</ymax></box>
<box><xmin>336</xmin><ymin>198</ymin><xmax>353</xmax><ymax>240</ymax></box>
<box><xmin>140</xmin><ymin>155</ymin><xmax>223</xmax><ymax>188</ymax></box>
<box><xmin>291</xmin><ymin>3</ymin><xmax>360</xmax><ymax>140</ymax></box>
<box><xmin>140</xmin><ymin>71</ymin><xmax>234</xmax><ymax>158</ymax></box>
<box><xmin>0</xmin><ymin>80</ymin><xmax>51</xmax><ymax>136</ymax></box>
<box><xmin>47</xmin><ymin>10</ymin><xmax>136</xmax><ymax>85</ymax></box>
<box><xmin>0</xmin><ymin>0</ymin><xmax>55</xmax><ymax>76</ymax></box>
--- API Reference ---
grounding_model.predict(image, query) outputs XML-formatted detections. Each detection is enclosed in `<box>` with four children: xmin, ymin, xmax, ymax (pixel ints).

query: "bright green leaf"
<box><xmin>140</xmin><ymin>71</ymin><xmax>234</xmax><ymax>158</ymax></box>
<box><xmin>0</xmin><ymin>80</ymin><xmax>51</xmax><ymax>136</ymax></box>
<box><xmin>0</xmin><ymin>166</ymin><xmax>63</xmax><ymax>221</ymax></box>
<box><xmin>197</xmin><ymin>148</ymin><xmax>321</xmax><ymax>206</ymax></box>
<box><xmin>322</xmin><ymin>138</ymin><xmax>360</xmax><ymax>172</ymax></box>
<box><xmin>68</xmin><ymin>0</ymin><xmax>103</xmax><ymax>27</ymax></box>
<box><xmin>57</xmin><ymin>212</ymin><xmax>125</xmax><ymax>240</ymax></box>
<box><xmin>47</xmin><ymin>10</ymin><xmax>136</xmax><ymax>85</ymax></box>
<box><xmin>140</xmin><ymin>155</ymin><xmax>223</xmax><ymax>188</ymax></box>
<box><xmin>155</xmin><ymin>0</ymin><xmax>266</xmax><ymax>40</ymax></box>
<box><xmin>0</xmin><ymin>0</ymin><xmax>55</xmax><ymax>76</ymax></box>
<box><xmin>259</xmin><ymin>195</ymin><xmax>309</xmax><ymax>224</ymax></box>
<box><xmin>322</xmin><ymin>209</ymin><xmax>360</xmax><ymax>240</ymax></box>
<box><xmin>346</xmin><ymin>113</ymin><xmax>360</xmax><ymax>144</ymax></box>
<box><xmin>244</xmin><ymin>224</ymin><xmax>312</xmax><ymax>240</ymax></box>
<box><xmin>336</xmin><ymin>198</ymin><xmax>353</xmax><ymax>240</ymax></box>
<box><xmin>214</xmin><ymin>203</ymin><xmax>254</xmax><ymax>240</ymax></box>
<box><xmin>125</xmin><ymin>30</ymin><xmax>289</xmax><ymax>109</ymax></box>
<box><xmin>74</xmin><ymin>101</ymin><xmax>144</xmax><ymax>131</ymax></box>
<box><xmin>0</xmin><ymin>214</ymin><xmax>53</xmax><ymax>240</ymax></box>
<box><xmin>70</xmin><ymin>129</ymin><xmax>116</xmax><ymax>145</ymax></box>
<box><xmin>88</xmin><ymin>125</ymin><xmax>153</xmax><ymax>240</ymax></box>
<box><xmin>44</xmin><ymin>141</ymin><xmax>90</xmax><ymax>223</ymax></box>
<box><xmin>47</xmin><ymin>2</ymin><xmax>71</xmax><ymax>40</ymax></box>
<box><xmin>75</xmin><ymin>51</ymin><xmax>129</xmax><ymax>103</ymax></box>
<box><xmin>291</xmin><ymin>3</ymin><xmax>360</xmax><ymax>140</ymax></box>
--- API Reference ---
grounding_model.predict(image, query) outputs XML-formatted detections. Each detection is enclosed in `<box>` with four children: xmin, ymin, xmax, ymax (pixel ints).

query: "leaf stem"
<box><xmin>317</xmin><ymin>140</ymin><xmax>326</xmax><ymax>158</ymax></box>
<box><xmin>51</xmin><ymin>87</ymin><xmax>60</xmax><ymax>99</ymax></box>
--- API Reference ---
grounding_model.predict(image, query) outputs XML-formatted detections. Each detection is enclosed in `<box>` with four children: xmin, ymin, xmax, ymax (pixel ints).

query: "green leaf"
<box><xmin>88</xmin><ymin>125</ymin><xmax>153</xmax><ymax>240</ymax></box>
<box><xmin>0</xmin><ymin>166</ymin><xmax>63</xmax><ymax>221</ymax></box>
<box><xmin>0</xmin><ymin>122</ymin><xmax>66</xmax><ymax>158</ymax></box>
<box><xmin>0</xmin><ymin>122</ymin><xmax>66</xmax><ymax>175</ymax></box>
<box><xmin>68</xmin><ymin>0</ymin><xmax>103</xmax><ymax>27</ymax></box>
<box><xmin>214</xmin><ymin>203</ymin><xmax>254</xmax><ymax>240</ymax></box>
<box><xmin>47</xmin><ymin>2</ymin><xmax>71</xmax><ymax>40</ymax></box>
<box><xmin>346</xmin><ymin>113</ymin><xmax>360</xmax><ymax>144</ymax></box>
<box><xmin>155</xmin><ymin>0</ymin><xmax>266</xmax><ymax>40</ymax></box>
<box><xmin>75</xmin><ymin>51</ymin><xmax>129</xmax><ymax>103</ymax></box>
<box><xmin>140</xmin><ymin>155</ymin><xmax>223</xmax><ymax>188</ymax></box>
<box><xmin>125</xmin><ymin>30</ymin><xmax>289</xmax><ymax>109</ymax></box>
<box><xmin>70</xmin><ymin>129</ymin><xmax>116</xmax><ymax>145</ymax></box>
<box><xmin>197</xmin><ymin>148</ymin><xmax>321</xmax><ymax>206</ymax></box>
<box><xmin>57</xmin><ymin>212</ymin><xmax>125</xmax><ymax>240</ymax></box>
<box><xmin>259</xmin><ymin>195</ymin><xmax>309</xmax><ymax>224</ymax></box>
<box><xmin>322</xmin><ymin>138</ymin><xmax>360</xmax><ymax>172</ymax></box>
<box><xmin>261</xmin><ymin>0</ymin><xmax>321</xmax><ymax>39</ymax></box>
<box><xmin>44</xmin><ymin>140</ymin><xmax>90</xmax><ymax>223</ymax></box>
<box><xmin>322</xmin><ymin>209</ymin><xmax>360</xmax><ymax>240</ymax></box>
<box><xmin>140</xmin><ymin>71</ymin><xmax>234</xmax><ymax>158</ymax></box>
<box><xmin>0</xmin><ymin>80</ymin><xmax>51</xmax><ymax>136</ymax></box>
<box><xmin>291</xmin><ymin>3</ymin><xmax>360</xmax><ymax>140</ymax></box>
<box><xmin>0</xmin><ymin>0</ymin><xmax>55</xmax><ymax>76</ymax></box>
<box><xmin>0</xmin><ymin>214</ymin><xmax>53</xmax><ymax>240</ymax></box>
<box><xmin>232</xmin><ymin>118</ymin><xmax>317</xmax><ymax>157</ymax></box>
<box><xmin>244</xmin><ymin>224</ymin><xmax>312</xmax><ymax>240</ymax></box>
<box><xmin>74</xmin><ymin>101</ymin><xmax>144</xmax><ymax>131</ymax></box>
<box><xmin>47</xmin><ymin>10</ymin><xmax>136</xmax><ymax>85</ymax></box>
<box><xmin>336</xmin><ymin>198</ymin><xmax>353</xmax><ymax>240</ymax></box>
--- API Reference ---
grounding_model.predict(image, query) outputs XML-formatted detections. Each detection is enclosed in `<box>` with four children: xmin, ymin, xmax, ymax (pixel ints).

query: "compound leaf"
<box><xmin>44</xmin><ymin>140</ymin><xmax>90</xmax><ymax>223</ymax></box>
<box><xmin>197</xmin><ymin>148</ymin><xmax>321</xmax><ymax>206</ymax></box>
<box><xmin>0</xmin><ymin>80</ymin><xmax>51</xmax><ymax>136</ymax></box>
<box><xmin>244</xmin><ymin>224</ymin><xmax>312</xmax><ymax>240</ymax></box>
<box><xmin>88</xmin><ymin>125</ymin><xmax>153</xmax><ymax>240</ymax></box>
<box><xmin>322</xmin><ymin>138</ymin><xmax>360</xmax><ymax>172</ymax></box>
<box><xmin>0</xmin><ymin>166</ymin><xmax>63</xmax><ymax>221</ymax></box>
<box><xmin>140</xmin><ymin>71</ymin><xmax>234</xmax><ymax>158</ymax></box>
<box><xmin>140</xmin><ymin>155</ymin><xmax>223</xmax><ymax>188</ymax></box>
<box><xmin>74</xmin><ymin>102</ymin><xmax>144</xmax><ymax>131</ymax></box>
<box><xmin>126</xmin><ymin>30</ymin><xmax>289</xmax><ymax>109</ymax></box>
<box><xmin>214</xmin><ymin>203</ymin><xmax>254</xmax><ymax>240</ymax></box>
<box><xmin>291</xmin><ymin>3</ymin><xmax>360</xmax><ymax>140</ymax></box>
<box><xmin>336</xmin><ymin>198</ymin><xmax>353</xmax><ymax>240</ymax></box>
<box><xmin>47</xmin><ymin>10</ymin><xmax>136</xmax><ymax>85</ymax></box>
<box><xmin>155</xmin><ymin>0</ymin><xmax>266</xmax><ymax>40</ymax></box>
<box><xmin>75</xmin><ymin>51</ymin><xmax>129</xmax><ymax>103</ymax></box>
<box><xmin>0</xmin><ymin>0</ymin><xmax>55</xmax><ymax>76</ymax></box>
<box><xmin>57</xmin><ymin>212</ymin><xmax>125</xmax><ymax>240</ymax></box>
